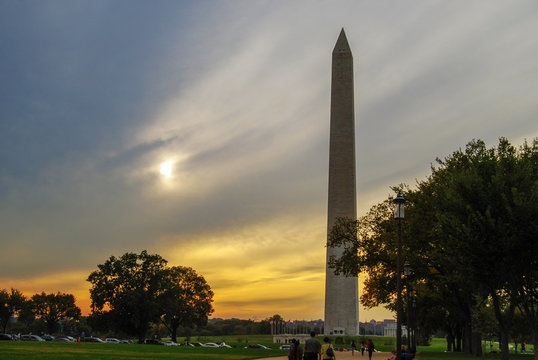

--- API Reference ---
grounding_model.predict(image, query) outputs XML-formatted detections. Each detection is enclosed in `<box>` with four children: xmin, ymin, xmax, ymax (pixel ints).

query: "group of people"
<box><xmin>385</xmin><ymin>345</ymin><xmax>413</xmax><ymax>360</ymax></box>
<box><xmin>353</xmin><ymin>339</ymin><xmax>375</xmax><ymax>358</ymax></box>
<box><xmin>287</xmin><ymin>332</ymin><xmax>375</xmax><ymax>360</ymax></box>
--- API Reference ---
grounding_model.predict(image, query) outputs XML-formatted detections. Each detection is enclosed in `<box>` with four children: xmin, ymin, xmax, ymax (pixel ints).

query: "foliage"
<box><xmin>199</xmin><ymin>318</ymin><xmax>268</xmax><ymax>336</ymax></box>
<box><xmin>87</xmin><ymin>250</ymin><xmax>214</xmax><ymax>344</ymax></box>
<box><xmin>473</xmin><ymin>298</ymin><xmax>498</xmax><ymax>341</ymax></box>
<box><xmin>328</xmin><ymin>137</ymin><xmax>538</xmax><ymax>359</ymax></box>
<box><xmin>31</xmin><ymin>292</ymin><xmax>81</xmax><ymax>334</ymax></box>
<box><xmin>159</xmin><ymin>266</ymin><xmax>214</xmax><ymax>342</ymax></box>
<box><xmin>87</xmin><ymin>250</ymin><xmax>169</xmax><ymax>343</ymax></box>
<box><xmin>334</xmin><ymin>336</ymin><xmax>344</xmax><ymax>344</ymax></box>
<box><xmin>0</xmin><ymin>288</ymin><xmax>26</xmax><ymax>333</ymax></box>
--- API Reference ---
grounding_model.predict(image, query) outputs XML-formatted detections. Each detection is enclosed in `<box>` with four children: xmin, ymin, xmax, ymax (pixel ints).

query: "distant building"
<box><xmin>359</xmin><ymin>319</ymin><xmax>406</xmax><ymax>337</ymax></box>
<box><xmin>271</xmin><ymin>319</ymin><xmax>324</xmax><ymax>343</ymax></box>
<box><xmin>273</xmin><ymin>334</ymin><xmax>312</xmax><ymax>344</ymax></box>
<box><xmin>383</xmin><ymin>321</ymin><xmax>408</xmax><ymax>338</ymax></box>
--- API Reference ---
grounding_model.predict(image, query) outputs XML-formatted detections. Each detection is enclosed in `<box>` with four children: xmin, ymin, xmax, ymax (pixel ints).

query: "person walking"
<box><xmin>351</xmin><ymin>340</ymin><xmax>356</xmax><ymax>356</ymax></box>
<box><xmin>289</xmin><ymin>339</ymin><xmax>304</xmax><ymax>360</ymax></box>
<box><xmin>366</xmin><ymin>339</ymin><xmax>375</xmax><ymax>360</ymax></box>
<box><xmin>321</xmin><ymin>337</ymin><xmax>335</xmax><ymax>360</ymax></box>
<box><xmin>361</xmin><ymin>341</ymin><xmax>365</xmax><ymax>356</ymax></box>
<box><xmin>304</xmin><ymin>331</ymin><xmax>322</xmax><ymax>360</ymax></box>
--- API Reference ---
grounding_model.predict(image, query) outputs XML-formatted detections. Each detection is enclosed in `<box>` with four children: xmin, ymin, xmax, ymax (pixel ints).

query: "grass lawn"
<box><xmin>0</xmin><ymin>341</ymin><xmax>284</xmax><ymax>360</ymax></box>
<box><xmin>417</xmin><ymin>338</ymin><xmax>535</xmax><ymax>360</ymax></box>
<box><xmin>1</xmin><ymin>337</ymin><xmax>534</xmax><ymax>360</ymax></box>
<box><xmin>417</xmin><ymin>353</ymin><xmax>534</xmax><ymax>360</ymax></box>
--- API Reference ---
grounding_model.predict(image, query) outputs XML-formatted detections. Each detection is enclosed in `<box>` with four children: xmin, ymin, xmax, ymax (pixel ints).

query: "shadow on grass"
<box><xmin>418</xmin><ymin>351</ymin><xmax>534</xmax><ymax>360</ymax></box>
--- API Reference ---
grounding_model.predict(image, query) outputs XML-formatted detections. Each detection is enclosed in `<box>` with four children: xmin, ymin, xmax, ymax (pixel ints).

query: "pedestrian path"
<box><xmin>259</xmin><ymin>350</ymin><xmax>391</xmax><ymax>360</ymax></box>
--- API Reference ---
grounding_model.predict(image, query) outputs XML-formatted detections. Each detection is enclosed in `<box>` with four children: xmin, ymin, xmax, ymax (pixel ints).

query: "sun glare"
<box><xmin>160</xmin><ymin>161</ymin><xmax>173</xmax><ymax>178</ymax></box>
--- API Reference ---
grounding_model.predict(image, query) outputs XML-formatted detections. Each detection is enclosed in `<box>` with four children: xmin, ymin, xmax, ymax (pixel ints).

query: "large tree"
<box><xmin>329</xmin><ymin>138</ymin><xmax>537</xmax><ymax>360</ymax></box>
<box><xmin>87</xmin><ymin>250</ymin><xmax>168</xmax><ymax>343</ymax></box>
<box><xmin>31</xmin><ymin>292</ymin><xmax>81</xmax><ymax>334</ymax></box>
<box><xmin>0</xmin><ymin>288</ymin><xmax>26</xmax><ymax>333</ymax></box>
<box><xmin>431</xmin><ymin>138</ymin><xmax>537</xmax><ymax>360</ymax></box>
<box><xmin>159</xmin><ymin>266</ymin><xmax>214</xmax><ymax>342</ymax></box>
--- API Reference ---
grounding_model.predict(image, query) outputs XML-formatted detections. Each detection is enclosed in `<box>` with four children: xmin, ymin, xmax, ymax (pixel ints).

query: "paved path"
<box><xmin>259</xmin><ymin>351</ymin><xmax>391</xmax><ymax>360</ymax></box>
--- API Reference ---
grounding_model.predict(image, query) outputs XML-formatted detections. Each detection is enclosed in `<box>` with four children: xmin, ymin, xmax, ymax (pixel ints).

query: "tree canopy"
<box><xmin>0</xmin><ymin>288</ymin><xmax>26</xmax><ymax>333</ymax></box>
<box><xmin>328</xmin><ymin>138</ymin><xmax>538</xmax><ymax>360</ymax></box>
<box><xmin>160</xmin><ymin>266</ymin><xmax>214</xmax><ymax>342</ymax></box>
<box><xmin>87</xmin><ymin>250</ymin><xmax>213</xmax><ymax>343</ymax></box>
<box><xmin>31</xmin><ymin>292</ymin><xmax>81</xmax><ymax>334</ymax></box>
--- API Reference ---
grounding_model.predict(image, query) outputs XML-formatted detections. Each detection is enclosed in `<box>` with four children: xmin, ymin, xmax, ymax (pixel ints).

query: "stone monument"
<box><xmin>324</xmin><ymin>28</ymin><xmax>359</xmax><ymax>336</ymax></box>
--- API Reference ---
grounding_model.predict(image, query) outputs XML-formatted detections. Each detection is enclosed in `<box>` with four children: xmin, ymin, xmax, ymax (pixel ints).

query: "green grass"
<box><xmin>417</xmin><ymin>353</ymin><xmax>534</xmax><ymax>360</ymax></box>
<box><xmin>0</xmin><ymin>341</ymin><xmax>284</xmax><ymax>360</ymax></box>
<box><xmin>417</xmin><ymin>338</ymin><xmax>535</xmax><ymax>360</ymax></box>
<box><xmin>0</xmin><ymin>337</ymin><xmax>534</xmax><ymax>360</ymax></box>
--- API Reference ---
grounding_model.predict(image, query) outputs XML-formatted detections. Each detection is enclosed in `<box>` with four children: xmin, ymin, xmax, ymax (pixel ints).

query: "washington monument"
<box><xmin>324</xmin><ymin>28</ymin><xmax>359</xmax><ymax>336</ymax></box>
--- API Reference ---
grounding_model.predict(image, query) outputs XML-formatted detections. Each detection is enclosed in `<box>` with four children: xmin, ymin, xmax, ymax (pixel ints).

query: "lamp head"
<box><xmin>393</xmin><ymin>194</ymin><xmax>405</xmax><ymax>219</ymax></box>
<box><xmin>403</xmin><ymin>262</ymin><xmax>412</xmax><ymax>277</ymax></box>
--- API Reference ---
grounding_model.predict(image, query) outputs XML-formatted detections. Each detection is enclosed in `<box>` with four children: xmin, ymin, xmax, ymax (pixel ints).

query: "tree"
<box><xmin>431</xmin><ymin>138</ymin><xmax>537</xmax><ymax>360</ymax></box>
<box><xmin>0</xmin><ymin>288</ymin><xmax>26</xmax><ymax>333</ymax></box>
<box><xmin>328</xmin><ymin>138</ymin><xmax>538</xmax><ymax>360</ymax></box>
<box><xmin>31</xmin><ymin>292</ymin><xmax>81</xmax><ymax>334</ymax></box>
<box><xmin>159</xmin><ymin>266</ymin><xmax>214</xmax><ymax>342</ymax></box>
<box><xmin>17</xmin><ymin>301</ymin><xmax>36</xmax><ymax>332</ymax></box>
<box><xmin>87</xmin><ymin>250</ymin><xmax>168</xmax><ymax>343</ymax></box>
<box><xmin>473</xmin><ymin>298</ymin><xmax>500</xmax><ymax>346</ymax></box>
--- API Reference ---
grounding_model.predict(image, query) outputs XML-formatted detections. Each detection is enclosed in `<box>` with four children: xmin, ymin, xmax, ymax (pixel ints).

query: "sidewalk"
<box><xmin>260</xmin><ymin>350</ymin><xmax>391</xmax><ymax>360</ymax></box>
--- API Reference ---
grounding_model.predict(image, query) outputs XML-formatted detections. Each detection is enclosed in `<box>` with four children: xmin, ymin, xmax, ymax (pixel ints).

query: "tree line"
<box><xmin>328</xmin><ymin>138</ymin><xmax>537</xmax><ymax>360</ymax></box>
<box><xmin>1</xmin><ymin>250</ymin><xmax>214</xmax><ymax>343</ymax></box>
<box><xmin>0</xmin><ymin>289</ymin><xmax>81</xmax><ymax>335</ymax></box>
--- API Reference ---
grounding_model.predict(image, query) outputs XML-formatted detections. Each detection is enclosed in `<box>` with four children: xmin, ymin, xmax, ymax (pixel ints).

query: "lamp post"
<box><xmin>393</xmin><ymin>194</ymin><xmax>405</xmax><ymax>360</ymax></box>
<box><xmin>411</xmin><ymin>290</ymin><xmax>417</xmax><ymax>353</ymax></box>
<box><xmin>404</xmin><ymin>262</ymin><xmax>412</xmax><ymax>352</ymax></box>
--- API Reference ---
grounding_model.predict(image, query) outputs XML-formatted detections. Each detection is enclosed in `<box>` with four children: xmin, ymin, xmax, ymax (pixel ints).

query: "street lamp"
<box><xmin>411</xmin><ymin>290</ymin><xmax>417</xmax><ymax>353</ymax></box>
<box><xmin>404</xmin><ymin>262</ymin><xmax>412</xmax><ymax>352</ymax></box>
<box><xmin>393</xmin><ymin>194</ymin><xmax>405</xmax><ymax>360</ymax></box>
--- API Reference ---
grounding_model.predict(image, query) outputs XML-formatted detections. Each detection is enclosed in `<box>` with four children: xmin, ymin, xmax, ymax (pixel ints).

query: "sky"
<box><xmin>1</xmin><ymin>0</ymin><xmax>537</xmax><ymax>323</ymax></box>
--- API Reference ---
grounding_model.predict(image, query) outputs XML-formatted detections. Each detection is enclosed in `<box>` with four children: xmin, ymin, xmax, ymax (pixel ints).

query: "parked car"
<box><xmin>189</xmin><ymin>342</ymin><xmax>203</xmax><ymax>346</ymax></box>
<box><xmin>202</xmin><ymin>342</ymin><xmax>220</xmax><ymax>347</ymax></box>
<box><xmin>105</xmin><ymin>338</ymin><xmax>120</xmax><ymax>343</ymax></box>
<box><xmin>41</xmin><ymin>335</ymin><xmax>55</xmax><ymax>341</ymax></box>
<box><xmin>163</xmin><ymin>341</ymin><xmax>179</xmax><ymax>346</ymax></box>
<box><xmin>120</xmin><ymin>339</ymin><xmax>132</xmax><ymax>344</ymax></box>
<box><xmin>53</xmin><ymin>337</ymin><xmax>74</xmax><ymax>342</ymax></box>
<box><xmin>144</xmin><ymin>339</ymin><xmax>164</xmax><ymax>345</ymax></box>
<box><xmin>84</xmin><ymin>336</ymin><xmax>105</xmax><ymax>343</ymax></box>
<box><xmin>21</xmin><ymin>334</ymin><xmax>45</xmax><ymax>341</ymax></box>
<box><xmin>279</xmin><ymin>344</ymin><xmax>291</xmax><ymax>350</ymax></box>
<box><xmin>246</xmin><ymin>343</ymin><xmax>270</xmax><ymax>349</ymax></box>
<box><xmin>219</xmin><ymin>344</ymin><xmax>232</xmax><ymax>348</ymax></box>
<box><xmin>0</xmin><ymin>334</ymin><xmax>12</xmax><ymax>341</ymax></box>
<box><xmin>56</xmin><ymin>336</ymin><xmax>76</xmax><ymax>342</ymax></box>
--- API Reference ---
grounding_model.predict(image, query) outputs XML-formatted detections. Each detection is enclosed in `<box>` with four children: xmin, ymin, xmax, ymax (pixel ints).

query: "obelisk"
<box><xmin>324</xmin><ymin>28</ymin><xmax>359</xmax><ymax>336</ymax></box>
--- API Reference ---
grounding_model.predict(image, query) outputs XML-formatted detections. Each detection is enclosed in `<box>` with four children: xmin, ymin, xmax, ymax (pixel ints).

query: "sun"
<box><xmin>160</xmin><ymin>161</ymin><xmax>173</xmax><ymax>178</ymax></box>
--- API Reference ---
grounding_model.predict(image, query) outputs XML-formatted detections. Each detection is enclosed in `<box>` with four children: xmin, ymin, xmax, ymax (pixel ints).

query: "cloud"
<box><xmin>0</xmin><ymin>1</ymin><xmax>537</xmax><ymax>320</ymax></box>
